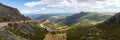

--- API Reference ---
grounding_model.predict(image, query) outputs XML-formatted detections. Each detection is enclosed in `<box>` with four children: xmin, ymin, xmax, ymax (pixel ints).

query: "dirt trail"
<box><xmin>41</xmin><ymin>20</ymin><xmax>67</xmax><ymax>40</ymax></box>
<box><xmin>44</xmin><ymin>33</ymin><xmax>66</xmax><ymax>40</ymax></box>
<box><xmin>0</xmin><ymin>22</ymin><xmax>9</xmax><ymax>27</ymax></box>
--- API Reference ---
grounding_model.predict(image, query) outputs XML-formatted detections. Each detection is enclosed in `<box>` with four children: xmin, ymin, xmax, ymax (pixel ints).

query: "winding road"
<box><xmin>40</xmin><ymin>20</ymin><xmax>70</xmax><ymax>40</ymax></box>
<box><xmin>40</xmin><ymin>20</ymin><xmax>70</xmax><ymax>33</ymax></box>
<box><xmin>0</xmin><ymin>20</ymin><xmax>41</xmax><ymax>27</ymax></box>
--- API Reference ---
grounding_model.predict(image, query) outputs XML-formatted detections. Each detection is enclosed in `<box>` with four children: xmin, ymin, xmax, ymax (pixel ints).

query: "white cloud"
<box><xmin>22</xmin><ymin>10</ymin><xmax>31</xmax><ymax>14</ymax></box>
<box><xmin>22</xmin><ymin>8</ymin><xmax>47</xmax><ymax>14</ymax></box>
<box><xmin>21</xmin><ymin>8</ymin><xmax>79</xmax><ymax>14</ymax></box>
<box><xmin>24</xmin><ymin>0</ymin><xmax>120</xmax><ymax>8</ymax></box>
<box><xmin>23</xmin><ymin>0</ymin><xmax>120</xmax><ymax>13</ymax></box>
<box><xmin>24</xmin><ymin>1</ymin><xmax>40</xmax><ymax>7</ymax></box>
<box><xmin>40</xmin><ymin>8</ymin><xmax>46</xmax><ymax>10</ymax></box>
<box><xmin>24</xmin><ymin>1</ymin><xmax>45</xmax><ymax>7</ymax></box>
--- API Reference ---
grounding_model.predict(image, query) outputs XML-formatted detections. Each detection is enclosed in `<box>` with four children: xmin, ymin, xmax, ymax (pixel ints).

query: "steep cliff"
<box><xmin>0</xmin><ymin>3</ymin><xmax>30</xmax><ymax>22</ymax></box>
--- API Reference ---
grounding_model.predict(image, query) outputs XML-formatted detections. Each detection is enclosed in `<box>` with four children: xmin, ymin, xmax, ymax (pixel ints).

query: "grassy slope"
<box><xmin>61</xmin><ymin>12</ymin><xmax>112</xmax><ymax>25</ymax></box>
<box><xmin>97</xmin><ymin>23</ymin><xmax>120</xmax><ymax>39</ymax></box>
<box><xmin>67</xmin><ymin>22</ymin><xmax>120</xmax><ymax>40</ymax></box>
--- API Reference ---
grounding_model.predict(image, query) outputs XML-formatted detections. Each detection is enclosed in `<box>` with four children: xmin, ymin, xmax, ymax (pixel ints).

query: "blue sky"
<box><xmin>0</xmin><ymin>0</ymin><xmax>120</xmax><ymax>14</ymax></box>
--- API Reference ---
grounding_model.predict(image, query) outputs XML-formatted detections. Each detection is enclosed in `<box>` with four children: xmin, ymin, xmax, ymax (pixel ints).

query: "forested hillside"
<box><xmin>60</xmin><ymin>12</ymin><xmax>112</xmax><ymax>25</ymax></box>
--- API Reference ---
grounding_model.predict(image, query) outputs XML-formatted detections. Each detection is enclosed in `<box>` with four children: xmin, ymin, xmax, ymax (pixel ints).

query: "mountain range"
<box><xmin>24</xmin><ymin>14</ymin><xmax>73</xmax><ymax>23</ymax></box>
<box><xmin>24</xmin><ymin>12</ymin><xmax>113</xmax><ymax>25</ymax></box>
<box><xmin>58</xmin><ymin>12</ymin><xmax>113</xmax><ymax>25</ymax></box>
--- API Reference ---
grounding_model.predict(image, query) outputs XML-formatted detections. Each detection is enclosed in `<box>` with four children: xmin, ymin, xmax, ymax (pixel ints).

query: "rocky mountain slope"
<box><xmin>104</xmin><ymin>12</ymin><xmax>120</xmax><ymax>24</ymax></box>
<box><xmin>0</xmin><ymin>3</ymin><xmax>30</xmax><ymax>22</ymax></box>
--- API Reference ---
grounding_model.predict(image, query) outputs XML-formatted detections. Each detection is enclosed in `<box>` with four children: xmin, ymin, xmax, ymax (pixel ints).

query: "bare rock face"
<box><xmin>0</xmin><ymin>3</ymin><xmax>30</xmax><ymax>22</ymax></box>
<box><xmin>104</xmin><ymin>13</ymin><xmax>120</xmax><ymax>24</ymax></box>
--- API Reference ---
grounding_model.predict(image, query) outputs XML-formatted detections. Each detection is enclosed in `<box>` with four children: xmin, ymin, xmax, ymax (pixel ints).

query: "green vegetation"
<box><xmin>44</xmin><ymin>23</ymin><xmax>67</xmax><ymax>30</ymax></box>
<box><xmin>97</xmin><ymin>23</ymin><xmax>120</xmax><ymax>39</ymax></box>
<box><xmin>67</xmin><ymin>25</ymin><xmax>98</xmax><ymax>40</ymax></box>
<box><xmin>0</xmin><ymin>36</ymin><xmax>5</xmax><ymax>40</ymax></box>
<box><xmin>83</xmin><ymin>12</ymin><xmax>111</xmax><ymax>21</ymax></box>
<box><xmin>61</xmin><ymin>12</ymin><xmax>112</xmax><ymax>25</ymax></box>
<box><xmin>66</xmin><ymin>13</ymin><xmax>120</xmax><ymax>40</ymax></box>
<box><xmin>5</xmin><ymin>22</ymin><xmax>48</xmax><ymax>40</ymax></box>
<box><xmin>67</xmin><ymin>23</ymin><xmax>97</xmax><ymax>40</ymax></box>
<box><xmin>66</xmin><ymin>21</ymin><xmax>120</xmax><ymax>40</ymax></box>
